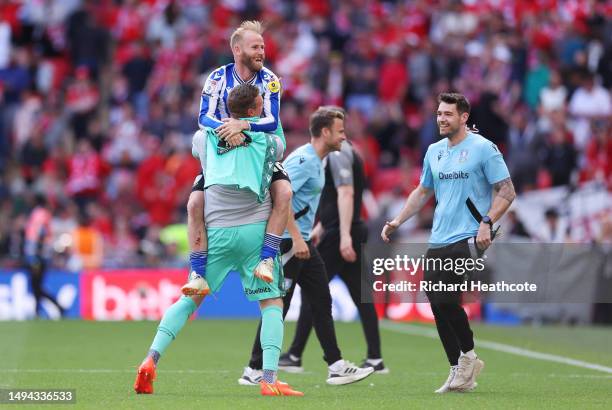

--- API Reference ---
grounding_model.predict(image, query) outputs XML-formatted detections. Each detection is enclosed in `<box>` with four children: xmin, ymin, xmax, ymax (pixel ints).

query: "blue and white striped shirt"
<box><xmin>198</xmin><ymin>63</ymin><xmax>281</xmax><ymax>134</ymax></box>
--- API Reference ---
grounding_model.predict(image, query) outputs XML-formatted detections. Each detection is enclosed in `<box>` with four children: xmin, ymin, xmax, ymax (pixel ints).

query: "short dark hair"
<box><xmin>309</xmin><ymin>107</ymin><xmax>344</xmax><ymax>137</ymax></box>
<box><xmin>227</xmin><ymin>84</ymin><xmax>260</xmax><ymax>118</ymax></box>
<box><xmin>437</xmin><ymin>92</ymin><xmax>471</xmax><ymax>115</ymax></box>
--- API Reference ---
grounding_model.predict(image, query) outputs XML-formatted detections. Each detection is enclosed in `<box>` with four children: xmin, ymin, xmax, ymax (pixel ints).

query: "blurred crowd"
<box><xmin>0</xmin><ymin>0</ymin><xmax>610</xmax><ymax>269</ymax></box>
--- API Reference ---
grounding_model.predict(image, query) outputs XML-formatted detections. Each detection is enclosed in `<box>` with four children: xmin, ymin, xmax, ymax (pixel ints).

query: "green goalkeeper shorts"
<box><xmin>204</xmin><ymin>221</ymin><xmax>285</xmax><ymax>302</ymax></box>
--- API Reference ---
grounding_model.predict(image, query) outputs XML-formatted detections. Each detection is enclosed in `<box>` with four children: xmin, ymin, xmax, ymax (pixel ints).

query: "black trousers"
<box><xmin>424</xmin><ymin>240</ymin><xmax>475</xmax><ymax>366</ymax></box>
<box><xmin>287</xmin><ymin>225</ymin><xmax>382</xmax><ymax>359</ymax></box>
<box><xmin>27</xmin><ymin>258</ymin><xmax>63</xmax><ymax>317</ymax></box>
<box><xmin>248</xmin><ymin>239</ymin><xmax>342</xmax><ymax>369</ymax></box>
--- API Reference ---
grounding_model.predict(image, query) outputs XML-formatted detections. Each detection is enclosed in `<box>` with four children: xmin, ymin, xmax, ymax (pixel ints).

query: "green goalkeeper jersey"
<box><xmin>192</xmin><ymin>120</ymin><xmax>277</xmax><ymax>202</ymax></box>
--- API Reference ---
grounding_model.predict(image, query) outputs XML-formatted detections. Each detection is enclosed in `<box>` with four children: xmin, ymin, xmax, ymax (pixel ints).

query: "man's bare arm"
<box><xmin>381</xmin><ymin>184</ymin><xmax>433</xmax><ymax>242</ymax></box>
<box><xmin>476</xmin><ymin>177</ymin><xmax>516</xmax><ymax>250</ymax></box>
<box><xmin>487</xmin><ymin>177</ymin><xmax>516</xmax><ymax>222</ymax></box>
<box><xmin>337</xmin><ymin>185</ymin><xmax>356</xmax><ymax>261</ymax></box>
<box><xmin>286</xmin><ymin>207</ymin><xmax>310</xmax><ymax>259</ymax></box>
<box><xmin>391</xmin><ymin>184</ymin><xmax>433</xmax><ymax>225</ymax></box>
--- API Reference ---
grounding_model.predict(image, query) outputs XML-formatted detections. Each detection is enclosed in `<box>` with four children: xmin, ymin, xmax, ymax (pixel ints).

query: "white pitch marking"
<box><xmin>381</xmin><ymin>321</ymin><xmax>612</xmax><ymax>375</ymax></box>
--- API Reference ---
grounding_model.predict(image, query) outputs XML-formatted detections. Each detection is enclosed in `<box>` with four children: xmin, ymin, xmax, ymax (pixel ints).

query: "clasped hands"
<box><xmin>216</xmin><ymin>118</ymin><xmax>249</xmax><ymax>147</ymax></box>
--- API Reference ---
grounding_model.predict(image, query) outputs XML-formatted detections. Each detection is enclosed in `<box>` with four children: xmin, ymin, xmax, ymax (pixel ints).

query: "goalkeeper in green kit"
<box><xmin>134</xmin><ymin>84</ymin><xmax>303</xmax><ymax>397</ymax></box>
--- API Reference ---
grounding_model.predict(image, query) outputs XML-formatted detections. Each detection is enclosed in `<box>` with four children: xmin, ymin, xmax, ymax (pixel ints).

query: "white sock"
<box><xmin>329</xmin><ymin>359</ymin><xmax>345</xmax><ymax>372</ymax></box>
<box><xmin>462</xmin><ymin>349</ymin><xmax>477</xmax><ymax>359</ymax></box>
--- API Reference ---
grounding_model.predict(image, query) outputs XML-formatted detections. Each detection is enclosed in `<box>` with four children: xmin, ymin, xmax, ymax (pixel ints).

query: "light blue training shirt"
<box><xmin>283</xmin><ymin>143</ymin><xmax>324</xmax><ymax>241</ymax></box>
<box><xmin>420</xmin><ymin>132</ymin><xmax>510</xmax><ymax>246</ymax></box>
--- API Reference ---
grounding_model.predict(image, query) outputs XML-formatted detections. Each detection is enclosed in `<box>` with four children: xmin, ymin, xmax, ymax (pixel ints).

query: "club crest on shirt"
<box><xmin>459</xmin><ymin>149</ymin><xmax>469</xmax><ymax>163</ymax></box>
<box><xmin>203</xmin><ymin>80</ymin><xmax>217</xmax><ymax>95</ymax></box>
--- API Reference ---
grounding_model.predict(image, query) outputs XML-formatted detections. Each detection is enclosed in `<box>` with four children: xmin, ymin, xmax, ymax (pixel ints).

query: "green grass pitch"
<box><xmin>0</xmin><ymin>320</ymin><xmax>611</xmax><ymax>409</ymax></box>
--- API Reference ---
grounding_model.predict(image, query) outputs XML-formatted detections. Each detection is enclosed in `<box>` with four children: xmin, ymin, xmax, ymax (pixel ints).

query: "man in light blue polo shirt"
<box><xmin>381</xmin><ymin>93</ymin><xmax>516</xmax><ymax>393</ymax></box>
<box><xmin>282</xmin><ymin>142</ymin><xmax>324</xmax><ymax>242</ymax></box>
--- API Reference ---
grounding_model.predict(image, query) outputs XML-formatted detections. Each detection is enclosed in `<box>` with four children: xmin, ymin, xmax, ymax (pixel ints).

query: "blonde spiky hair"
<box><xmin>230</xmin><ymin>21</ymin><xmax>264</xmax><ymax>48</ymax></box>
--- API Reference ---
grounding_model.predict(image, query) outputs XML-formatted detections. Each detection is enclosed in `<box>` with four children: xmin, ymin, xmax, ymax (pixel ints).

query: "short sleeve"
<box><xmin>283</xmin><ymin>153</ymin><xmax>310</xmax><ymax>193</ymax></box>
<box><xmin>272</xmin><ymin>135</ymin><xmax>285</xmax><ymax>161</ymax></box>
<box><xmin>192</xmin><ymin>129</ymin><xmax>216</xmax><ymax>173</ymax></box>
<box><xmin>192</xmin><ymin>130</ymin><xmax>206</xmax><ymax>159</ymax></box>
<box><xmin>328</xmin><ymin>149</ymin><xmax>353</xmax><ymax>187</ymax></box>
<box><xmin>420</xmin><ymin>149</ymin><xmax>434</xmax><ymax>189</ymax></box>
<box><xmin>482</xmin><ymin>142</ymin><xmax>510</xmax><ymax>184</ymax></box>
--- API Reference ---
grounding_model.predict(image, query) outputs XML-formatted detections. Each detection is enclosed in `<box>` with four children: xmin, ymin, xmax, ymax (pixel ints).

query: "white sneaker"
<box><xmin>181</xmin><ymin>273</ymin><xmax>210</xmax><ymax>296</ymax></box>
<box><xmin>326</xmin><ymin>360</ymin><xmax>374</xmax><ymax>385</ymax></box>
<box><xmin>449</xmin><ymin>355</ymin><xmax>484</xmax><ymax>390</ymax></box>
<box><xmin>455</xmin><ymin>359</ymin><xmax>484</xmax><ymax>392</ymax></box>
<box><xmin>435</xmin><ymin>366</ymin><xmax>458</xmax><ymax>393</ymax></box>
<box><xmin>254</xmin><ymin>258</ymin><xmax>274</xmax><ymax>283</ymax></box>
<box><xmin>238</xmin><ymin>367</ymin><xmax>263</xmax><ymax>386</ymax></box>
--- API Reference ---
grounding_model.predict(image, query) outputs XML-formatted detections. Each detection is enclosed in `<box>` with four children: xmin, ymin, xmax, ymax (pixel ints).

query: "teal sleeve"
<box><xmin>244</xmin><ymin>130</ymin><xmax>266</xmax><ymax>142</ymax></box>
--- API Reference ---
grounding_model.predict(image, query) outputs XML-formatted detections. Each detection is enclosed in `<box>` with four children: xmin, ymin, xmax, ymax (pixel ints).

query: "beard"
<box><xmin>241</xmin><ymin>53</ymin><xmax>263</xmax><ymax>72</ymax></box>
<box><xmin>438</xmin><ymin>123</ymin><xmax>460</xmax><ymax>138</ymax></box>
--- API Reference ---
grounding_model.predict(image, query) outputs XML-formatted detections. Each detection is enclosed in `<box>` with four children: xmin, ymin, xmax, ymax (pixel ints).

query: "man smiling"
<box><xmin>182</xmin><ymin>20</ymin><xmax>292</xmax><ymax>299</ymax></box>
<box><xmin>382</xmin><ymin>93</ymin><xmax>516</xmax><ymax>393</ymax></box>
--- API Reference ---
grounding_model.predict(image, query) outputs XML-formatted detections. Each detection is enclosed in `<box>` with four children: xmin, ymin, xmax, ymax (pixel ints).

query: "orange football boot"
<box><xmin>134</xmin><ymin>356</ymin><xmax>156</xmax><ymax>394</ymax></box>
<box><xmin>260</xmin><ymin>380</ymin><xmax>304</xmax><ymax>396</ymax></box>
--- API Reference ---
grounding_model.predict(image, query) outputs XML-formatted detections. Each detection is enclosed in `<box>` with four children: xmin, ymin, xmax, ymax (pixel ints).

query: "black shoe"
<box><xmin>278</xmin><ymin>352</ymin><xmax>304</xmax><ymax>373</ymax></box>
<box><xmin>360</xmin><ymin>358</ymin><xmax>389</xmax><ymax>374</ymax></box>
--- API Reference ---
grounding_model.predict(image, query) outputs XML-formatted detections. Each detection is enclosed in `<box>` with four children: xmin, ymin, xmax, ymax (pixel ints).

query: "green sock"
<box><xmin>150</xmin><ymin>296</ymin><xmax>198</xmax><ymax>356</ymax></box>
<box><xmin>261</xmin><ymin>305</ymin><xmax>283</xmax><ymax>372</ymax></box>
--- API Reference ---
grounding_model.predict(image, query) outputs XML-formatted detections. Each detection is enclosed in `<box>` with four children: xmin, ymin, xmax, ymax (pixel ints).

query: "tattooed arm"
<box><xmin>487</xmin><ymin>177</ymin><xmax>516</xmax><ymax>223</ymax></box>
<box><xmin>476</xmin><ymin>177</ymin><xmax>516</xmax><ymax>250</ymax></box>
